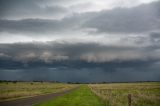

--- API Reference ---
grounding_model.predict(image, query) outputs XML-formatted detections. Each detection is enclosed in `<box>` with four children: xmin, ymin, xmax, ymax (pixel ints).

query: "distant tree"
<box><xmin>75</xmin><ymin>82</ymin><xmax>79</xmax><ymax>84</ymax></box>
<box><xmin>13</xmin><ymin>81</ymin><xmax>17</xmax><ymax>84</ymax></box>
<box><xmin>67</xmin><ymin>82</ymin><xmax>72</xmax><ymax>84</ymax></box>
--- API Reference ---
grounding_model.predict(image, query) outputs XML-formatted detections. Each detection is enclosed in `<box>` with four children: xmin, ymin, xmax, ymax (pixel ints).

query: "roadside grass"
<box><xmin>0</xmin><ymin>82</ymin><xmax>76</xmax><ymax>101</ymax></box>
<box><xmin>34</xmin><ymin>85</ymin><xmax>106</xmax><ymax>106</ymax></box>
<box><xmin>89</xmin><ymin>82</ymin><xmax>160</xmax><ymax>106</ymax></box>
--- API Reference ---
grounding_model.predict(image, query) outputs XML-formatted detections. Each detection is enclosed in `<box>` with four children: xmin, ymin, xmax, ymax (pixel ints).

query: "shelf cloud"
<box><xmin>0</xmin><ymin>0</ymin><xmax>160</xmax><ymax>82</ymax></box>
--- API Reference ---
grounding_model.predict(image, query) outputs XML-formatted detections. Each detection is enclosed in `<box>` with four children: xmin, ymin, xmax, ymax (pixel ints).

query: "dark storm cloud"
<box><xmin>150</xmin><ymin>32</ymin><xmax>160</xmax><ymax>43</ymax></box>
<box><xmin>0</xmin><ymin>18</ymin><xmax>79</xmax><ymax>34</ymax></box>
<box><xmin>0</xmin><ymin>41</ymin><xmax>160</xmax><ymax>64</ymax></box>
<box><xmin>0</xmin><ymin>0</ymin><xmax>160</xmax><ymax>82</ymax></box>
<box><xmin>1</xmin><ymin>41</ymin><xmax>160</xmax><ymax>82</ymax></box>
<box><xmin>0</xmin><ymin>0</ymin><xmax>69</xmax><ymax>19</ymax></box>
<box><xmin>0</xmin><ymin>37</ymin><xmax>159</xmax><ymax>82</ymax></box>
<box><xmin>0</xmin><ymin>1</ymin><xmax>160</xmax><ymax>35</ymax></box>
<box><xmin>0</xmin><ymin>64</ymin><xmax>160</xmax><ymax>82</ymax></box>
<box><xmin>83</xmin><ymin>1</ymin><xmax>160</xmax><ymax>34</ymax></box>
<box><xmin>2</xmin><ymin>41</ymin><xmax>160</xmax><ymax>82</ymax></box>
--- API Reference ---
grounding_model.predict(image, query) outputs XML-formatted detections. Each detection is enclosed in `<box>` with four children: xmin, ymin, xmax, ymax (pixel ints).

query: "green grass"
<box><xmin>89</xmin><ymin>82</ymin><xmax>160</xmax><ymax>106</ymax></box>
<box><xmin>35</xmin><ymin>85</ymin><xmax>106</xmax><ymax>106</ymax></box>
<box><xmin>0</xmin><ymin>82</ymin><xmax>76</xmax><ymax>101</ymax></box>
<box><xmin>1</xmin><ymin>82</ymin><xmax>159</xmax><ymax>106</ymax></box>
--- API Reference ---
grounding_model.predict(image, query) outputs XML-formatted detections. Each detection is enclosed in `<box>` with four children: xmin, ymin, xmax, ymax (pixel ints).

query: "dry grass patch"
<box><xmin>89</xmin><ymin>82</ymin><xmax>160</xmax><ymax>106</ymax></box>
<box><xmin>0</xmin><ymin>82</ymin><xmax>76</xmax><ymax>101</ymax></box>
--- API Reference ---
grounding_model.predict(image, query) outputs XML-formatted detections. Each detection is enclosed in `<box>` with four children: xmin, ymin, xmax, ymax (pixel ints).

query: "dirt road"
<box><xmin>0</xmin><ymin>87</ymin><xmax>79</xmax><ymax>106</ymax></box>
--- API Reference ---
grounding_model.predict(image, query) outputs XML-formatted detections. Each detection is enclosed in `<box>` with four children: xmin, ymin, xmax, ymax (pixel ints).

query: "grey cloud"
<box><xmin>0</xmin><ymin>65</ymin><xmax>159</xmax><ymax>82</ymax></box>
<box><xmin>0</xmin><ymin>41</ymin><xmax>159</xmax><ymax>82</ymax></box>
<box><xmin>0</xmin><ymin>18</ymin><xmax>79</xmax><ymax>34</ymax></box>
<box><xmin>83</xmin><ymin>1</ymin><xmax>160</xmax><ymax>34</ymax></box>
<box><xmin>0</xmin><ymin>1</ymin><xmax>160</xmax><ymax>35</ymax></box>
<box><xmin>0</xmin><ymin>0</ymin><xmax>160</xmax><ymax>82</ymax></box>
<box><xmin>0</xmin><ymin>0</ymin><xmax>69</xmax><ymax>19</ymax></box>
<box><xmin>0</xmin><ymin>41</ymin><xmax>160</xmax><ymax>63</ymax></box>
<box><xmin>150</xmin><ymin>32</ymin><xmax>160</xmax><ymax>43</ymax></box>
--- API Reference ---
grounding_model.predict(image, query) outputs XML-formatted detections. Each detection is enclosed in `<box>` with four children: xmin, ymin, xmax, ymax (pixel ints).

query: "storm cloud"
<box><xmin>84</xmin><ymin>1</ymin><xmax>160</xmax><ymax>34</ymax></box>
<box><xmin>0</xmin><ymin>0</ymin><xmax>160</xmax><ymax>82</ymax></box>
<box><xmin>0</xmin><ymin>1</ymin><xmax>160</xmax><ymax>36</ymax></box>
<box><xmin>0</xmin><ymin>0</ymin><xmax>70</xmax><ymax>19</ymax></box>
<box><xmin>0</xmin><ymin>42</ymin><xmax>160</xmax><ymax>82</ymax></box>
<box><xmin>0</xmin><ymin>41</ymin><xmax>160</xmax><ymax>63</ymax></box>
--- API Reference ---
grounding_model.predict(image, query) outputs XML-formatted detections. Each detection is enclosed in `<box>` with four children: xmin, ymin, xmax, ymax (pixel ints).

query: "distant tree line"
<box><xmin>0</xmin><ymin>80</ymin><xmax>159</xmax><ymax>84</ymax></box>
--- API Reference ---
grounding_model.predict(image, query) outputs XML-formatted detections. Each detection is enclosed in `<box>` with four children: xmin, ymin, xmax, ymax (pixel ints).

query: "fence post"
<box><xmin>128</xmin><ymin>94</ymin><xmax>131</xmax><ymax>106</ymax></box>
<box><xmin>109</xmin><ymin>90</ymin><xmax>112</xmax><ymax>106</ymax></box>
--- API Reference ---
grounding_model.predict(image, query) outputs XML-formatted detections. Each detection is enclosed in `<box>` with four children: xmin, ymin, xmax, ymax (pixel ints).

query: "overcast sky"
<box><xmin>0</xmin><ymin>0</ymin><xmax>160</xmax><ymax>82</ymax></box>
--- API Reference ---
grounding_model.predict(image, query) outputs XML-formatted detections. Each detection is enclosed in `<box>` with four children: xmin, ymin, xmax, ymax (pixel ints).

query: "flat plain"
<box><xmin>89</xmin><ymin>82</ymin><xmax>160</xmax><ymax>106</ymax></box>
<box><xmin>0</xmin><ymin>82</ymin><xmax>159</xmax><ymax>106</ymax></box>
<box><xmin>35</xmin><ymin>86</ymin><xmax>106</xmax><ymax>106</ymax></box>
<box><xmin>0</xmin><ymin>82</ymin><xmax>76</xmax><ymax>102</ymax></box>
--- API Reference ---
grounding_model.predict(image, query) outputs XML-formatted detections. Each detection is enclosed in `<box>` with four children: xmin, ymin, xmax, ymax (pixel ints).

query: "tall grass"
<box><xmin>89</xmin><ymin>82</ymin><xmax>160</xmax><ymax>106</ymax></box>
<box><xmin>0</xmin><ymin>82</ymin><xmax>76</xmax><ymax>101</ymax></box>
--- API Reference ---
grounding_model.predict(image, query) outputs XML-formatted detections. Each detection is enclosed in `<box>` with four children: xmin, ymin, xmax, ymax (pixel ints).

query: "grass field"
<box><xmin>0</xmin><ymin>82</ymin><xmax>76</xmax><ymax>101</ymax></box>
<box><xmin>35</xmin><ymin>86</ymin><xmax>106</xmax><ymax>106</ymax></box>
<box><xmin>0</xmin><ymin>82</ymin><xmax>159</xmax><ymax>106</ymax></box>
<box><xmin>89</xmin><ymin>82</ymin><xmax>160</xmax><ymax>106</ymax></box>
